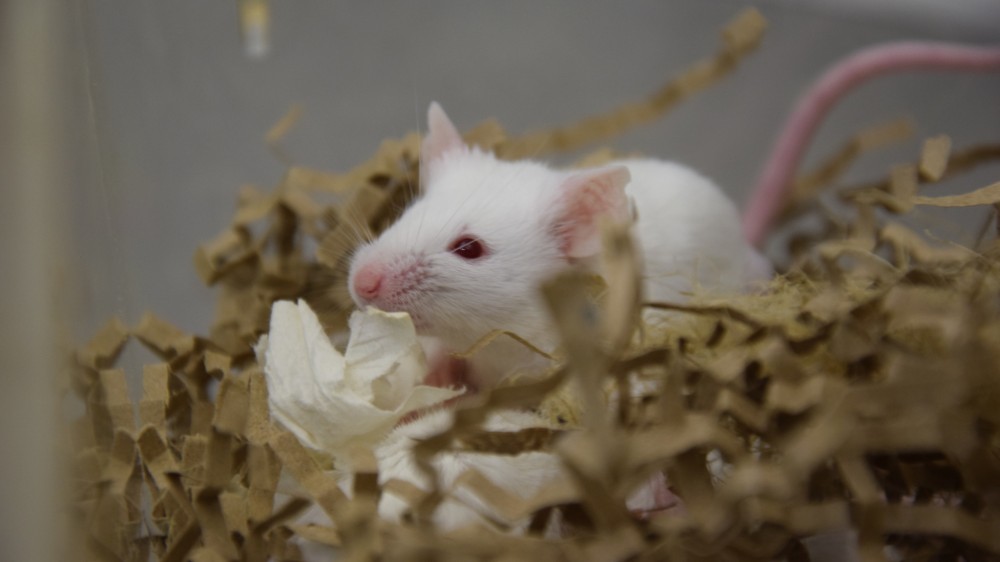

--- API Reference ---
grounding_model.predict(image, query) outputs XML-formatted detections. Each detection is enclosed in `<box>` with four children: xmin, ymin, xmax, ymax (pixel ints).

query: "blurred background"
<box><xmin>1</xmin><ymin>1</ymin><xmax>999</xmax><ymax>559</ymax></box>
<box><xmin>69</xmin><ymin>0</ymin><xmax>1000</xmax><ymax>344</ymax></box>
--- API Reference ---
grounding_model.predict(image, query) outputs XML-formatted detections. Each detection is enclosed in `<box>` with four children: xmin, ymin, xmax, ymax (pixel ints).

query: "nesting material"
<box><xmin>70</xmin><ymin>8</ymin><xmax>1000</xmax><ymax>561</ymax></box>
<box><xmin>257</xmin><ymin>302</ymin><xmax>463</xmax><ymax>453</ymax></box>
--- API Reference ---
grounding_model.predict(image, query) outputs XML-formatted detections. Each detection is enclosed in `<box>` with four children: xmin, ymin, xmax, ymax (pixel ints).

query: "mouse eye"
<box><xmin>448</xmin><ymin>236</ymin><xmax>487</xmax><ymax>260</ymax></box>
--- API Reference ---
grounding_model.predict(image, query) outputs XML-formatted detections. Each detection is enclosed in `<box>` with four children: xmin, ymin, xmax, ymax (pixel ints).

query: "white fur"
<box><xmin>349</xmin><ymin>112</ymin><xmax>769</xmax><ymax>387</ymax></box>
<box><xmin>349</xmin><ymin>149</ymin><xmax>574</xmax><ymax>384</ymax></box>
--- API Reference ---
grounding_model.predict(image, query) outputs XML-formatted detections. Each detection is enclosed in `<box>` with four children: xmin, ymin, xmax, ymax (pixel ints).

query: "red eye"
<box><xmin>448</xmin><ymin>236</ymin><xmax>487</xmax><ymax>260</ymax></box>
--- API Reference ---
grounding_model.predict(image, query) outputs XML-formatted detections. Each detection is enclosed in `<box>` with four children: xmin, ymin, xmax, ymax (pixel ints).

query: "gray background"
<box><xmin>70</xmin><ymin>1</ymin><xmax>1000</xmax><ymax>368</ymax></box>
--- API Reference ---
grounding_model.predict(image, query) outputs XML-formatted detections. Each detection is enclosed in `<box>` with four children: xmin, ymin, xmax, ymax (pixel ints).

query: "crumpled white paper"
<box><xmin>259</xmin><ymin>299</ymin><xmax>666</xmax><ymax>545</ymax></box>
<box><xmin>257</xmin><ymin>300</ymin><xmax>464</xmax><ymax>453</ymax></box>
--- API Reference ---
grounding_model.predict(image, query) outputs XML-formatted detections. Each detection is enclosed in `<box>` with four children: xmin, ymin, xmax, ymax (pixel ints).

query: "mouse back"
<box><xmin>348</xmin><ymin>103</ymin><xmax>765</xmax><ymax>386</ymax></box>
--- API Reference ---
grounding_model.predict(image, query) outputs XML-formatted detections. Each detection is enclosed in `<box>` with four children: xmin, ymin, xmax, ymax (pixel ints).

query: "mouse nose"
<box><xmin>353</xmin><ymin>263</ymin><xmax>384</xmax><ymax>301</ymax></box>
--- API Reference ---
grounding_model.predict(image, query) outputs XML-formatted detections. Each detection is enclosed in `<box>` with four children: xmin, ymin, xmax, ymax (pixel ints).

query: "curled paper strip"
<box><xmin>257</xmin><ymin>300</ymin><xmax>464</xmax><ymax>454</ymax></box>
<box><xmin>373</xmin><ymin>409</ymin><xmax>568</xmax><ymax>532</ymax></box>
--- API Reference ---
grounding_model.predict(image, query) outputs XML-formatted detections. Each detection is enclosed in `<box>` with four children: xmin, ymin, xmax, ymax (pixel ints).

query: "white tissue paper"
<box><xmin>258</xmin><ymin>300</ymin><xmax>570</xmax><ymax>536</ymax></box>
<box><xmin>258</xmin><ymin>300</ymin><xmax>669</xmax><ymax>543</ymax></box>
<box><xmin>257</xmin><ymin>300</ymin><xmax>464</xmax><ymax>453</ymax></box>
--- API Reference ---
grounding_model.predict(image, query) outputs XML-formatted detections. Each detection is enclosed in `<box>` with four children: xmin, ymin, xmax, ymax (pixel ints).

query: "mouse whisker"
<box><xmin>341</xmin><ymin>206</ymin><xmax>375</xmax><ymax>245</ymax></box>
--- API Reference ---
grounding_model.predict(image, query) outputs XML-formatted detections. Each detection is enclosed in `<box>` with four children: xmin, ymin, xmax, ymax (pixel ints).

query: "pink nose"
<box><xmin>353</xmin><ymin>263</ymin><xmax>384</xmax><ymax>301</ymax></box>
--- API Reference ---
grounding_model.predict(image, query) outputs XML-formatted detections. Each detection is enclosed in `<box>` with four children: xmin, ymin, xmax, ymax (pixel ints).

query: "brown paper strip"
<box><xmin>213</xmin><ymin>375</ymin><xmax>250</xmax><ymax>435</ymax></box>
<box><xmin>265</xmin><ymin>104</ymin><xmax>303</xmax><ymax>145</ymax></box>
<box><xmin>786</xmin><ymin>119</ymin><xmax>914</xmax><ymax>222</ymax></box>
<box><xmin>457</xmin><ymin>468</ymin><xmax>580</xmax><ymax>525</ymax></box>
<box><xmin>452</xmin><ymin>468</ymin><xmax>541</xmax><ymax>524</ymax></box>
<box><xmin>713</xmin><ymin>388</ymin><xmax>769</xmax><ymax>433</ymax></box>
<box><xmin>268</xmin><ymin>431</ymin><xmax>347</xmax><ymax>518</ymax></box>
<box><xmin>189</xmin><ymin>547</ymin><xmax>228</xmax><ymax>562</ymax></box>
<box><xmin>665</xmin><ymin>450</ymin><xmax>730</xmax><ymax>538</ymax></box>
<box><xmin>542</xmin><ymin>272</ymin><xmax>613</xmax><ymax>433</ymax></box>
<box><xmin>136</xmin><ymin>425</ymin><xmax>179</xmax><ymax>488</ymax></box>
<box><xmin>495</xmin><ymin>8</ymin><xmax>765</xmax><ymax>159</ymax></box>
<box><xmin>232</xmin><ymin>188</ymin><xmax>276</xmax><ymax>227</ymax></box>
<box><xmin>600</xmin><ymin>220</ymin><xmax>642</xmax><ymax>355</ymax></box>
<box><xmin>203</xmin><ymin>351</ymin><xmax>231</xmax><ymax>379</ymax></box>
<box><xmin>134</xmin><ymin>312</ymin><xmax>197</xmax><ymax>359</ymax></box>
<box><xmin>189</xmin><ymin>399</ymin><xmax>216</xmax><ymax>437</ymax></box>
<box><xmin>139</xmin><ymin>363</ymin><xmax>169</xmax><ymax>431</ymax></box>
<box><xmin>193</xmin><ymin>228</ymin><xmax>255</xmax><ymax>285</ymax></box>
<box><xmin>76</xmin><ymin>317</ymin><xmax>130</xmax><ymax>370</ymax></box>
<box><xmin>251</xmin><ymin>497</ymin><xmax>311</xmax><ymax>534</ymax></box>
<box><xmin>181</xmin><ymin>434</ymin><xmax>208</xmax><ymax>486</ymax></box>
<box><xmin>245</xmin><ymin>444</ymin><xmax>281</xmax><ymax>525</ymax></box>
<box><xmin>913</xmin><ymin>180</ymin><xmax>1000</xmax><ymax>207</ymax></box>
<box><xmin>220</xmin><ymin>490</ymin><xmax>250</xmax><ymax>538</ymax></box>
<box><xmin>886</xmin><ymin>164</ymin><xmax>917</xmax><ymax>213</ymax></box>
<box><xmin>880</xmin><ymin>222</ymin><xmax>976</xmax><ymax>265</ymax></box>
<box><xmin>380</xmin><ymin>478</ymin><xmax>428</xmax><ymax>510</ymax></box>
<box><xmin>841</xmin><ymin>141</ymin><xmax>1000</xmax><ymax>203</ymax></box>
<box><xmin>881</xmin><ymin>505</ymin><xmax>1000</xmax><ymax>552</ymax></box>
<box><xmin>626</xmin><ymin>413</ymin><xmax>744</xmax><ymax>467</ymax></box>
<box><xmin>719</xmin><ymin>462</ymin><xmax>797</xmax><ymax>503</ymax></box>
<box><xmin>457</xmin><ymin>427</ymin><xmax>558</xmax><ymax>454</ymax></box>
<box><xmin>105</xmin><ymin>429</ymin><xmax>137</xmax><ymax>496</ymax></box>
<box><xmin>573</xmin><ymin>147</ymin><xmax>625</xmax><ymax>168</ymax></box>
<box><xmin>919</xmin><ymin>135</ymin><xmax>951</xmax><ymax>181</ymax></box>
<box><xmin>203</xmin><ymin>430</ymin><xmax>234</xmax><ymax>493</ymax></box>
<box><xmin>555</xmin><ymin>446</ymin><xmax>633</xmax><ymax>532</ymax></box>
<box><xmin>645</xmin><ymin>301</ymin><xmax>764</xmax><ymax>330</ymax></box>
<box><xmin>835</xmin><ymin>456</ymin><xmax>881</xmax><ymax>504</ymax></box>
<box><xmin>99</xmin><ymin>369</ymin><xmax>136</xmax><ymax>432</ymax></box>
<box><xmin>281</xmin><ymin>187</ymin><xmax>323</xmax><ymax>220</ymax></box>
<box><xmin>193</xmin><ymin>488</ymin><xmax>240</xmax><ymax>560</ymax></box>
<box><xmin>753</xmin><ymin>500</ymin><xmax>851</xmax><ymax>534</ymax></box>
<box><xmin>284</xmin><ymin>166</ymin><xmax>354</xmax><ymax>194</ymax></box>
<box><xmin>287</xmin><ymin>524</ymin><xmax>341</xmax><ymax>547</ymax></box>
<box><xmin>245</xmin><ymin>369</ymin><xmax>275</xmax><ymax>444</ymax></box>
<box><xmin>782</xmin><ymin>407</ymin><xmax>856</xmax><ymax>477</ymax></box>
<box><xmin>158</xmin><ymin>520</ymin><xmax>202</xmax><ymax>562</ymax></box>
<box><xmin>463</xmin><ymin>118</ymin><xmax>508</xmax><ymax>150</ymax></box>
<box><xmin>452</xmin><ymin>328</ymin><xmax>556</xmax><ymax>361</ymax></box>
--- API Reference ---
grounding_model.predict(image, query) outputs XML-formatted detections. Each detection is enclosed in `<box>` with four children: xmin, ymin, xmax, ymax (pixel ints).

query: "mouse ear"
<box><xmin>421</xmin><ymin>102</ymin><xmax>467</xmax><ymax>183</ymax></box>
<box><xmin>551</xmin><ymin>166</ymin><xmax>632</xmax><ymax>259</ymax></box>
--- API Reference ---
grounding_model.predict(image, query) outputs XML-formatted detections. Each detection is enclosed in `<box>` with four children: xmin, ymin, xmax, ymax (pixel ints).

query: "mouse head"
<box><xmin>348</xmin><ymin>103</ymin><xmax>631</xmax><ymax>344</ymax></box>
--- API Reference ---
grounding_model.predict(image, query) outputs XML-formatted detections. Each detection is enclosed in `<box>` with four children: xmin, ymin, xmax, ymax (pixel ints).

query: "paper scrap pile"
<box><xmin>69</xmin><ymin>8</ymin><xmax>1000</xmax><ymax>561</ymax></box>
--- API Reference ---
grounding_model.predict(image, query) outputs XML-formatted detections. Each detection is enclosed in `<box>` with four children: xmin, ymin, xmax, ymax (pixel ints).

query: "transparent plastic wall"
<box><xmin>1</xmin><ymin>1</ymin><xmax>999</xmax><ymax>559</ymax></box>
<box><xmin>72</xmin><ymin>1</ymin><xmax>1000</xmax><ymax>350</ymax></box>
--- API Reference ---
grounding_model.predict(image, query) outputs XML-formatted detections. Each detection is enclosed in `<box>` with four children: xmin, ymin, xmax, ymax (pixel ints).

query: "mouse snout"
<box><xmin>352</xmin><ymin>262</ymin><xmax>385</xmax><ymax>302</ymax></box>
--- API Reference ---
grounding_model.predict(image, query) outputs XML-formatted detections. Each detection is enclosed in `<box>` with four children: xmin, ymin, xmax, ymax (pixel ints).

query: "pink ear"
<box><xmin>422</xmin><ymin>102</ymin><xmax>466</xmax><ymax>166</ymax></box>
<box><xmin>552</xmin><ymin>166</ymin><xmax>632</xmax><ymax>259</ymax></box>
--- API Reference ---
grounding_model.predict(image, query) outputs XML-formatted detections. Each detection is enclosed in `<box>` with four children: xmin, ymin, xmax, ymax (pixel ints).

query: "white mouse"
<box><xmin>347</xmin><ymin>102</ymin><xmax>769</xmax><ymax>388</ymax></box>
<box><xmin>317</xmin><ymin>42</ymin><xmax>1000</xmax><ymax>557</ymax></box>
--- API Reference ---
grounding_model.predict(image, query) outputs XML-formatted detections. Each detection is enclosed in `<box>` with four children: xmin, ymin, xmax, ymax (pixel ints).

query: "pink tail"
<box><xmin>742</xmin><ymin>42</ymin><xmax>1000</xmax><ymax>248</ymax></box>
